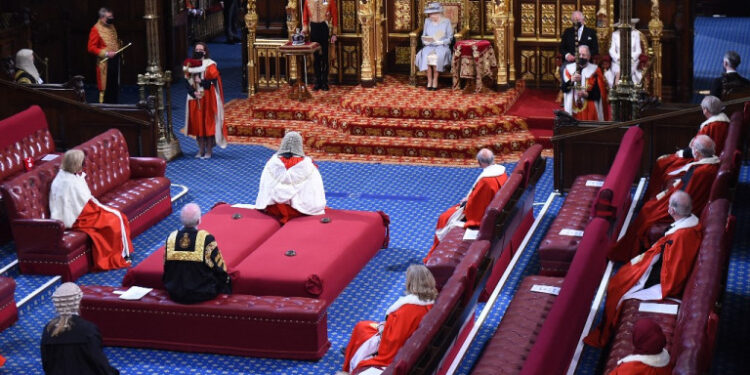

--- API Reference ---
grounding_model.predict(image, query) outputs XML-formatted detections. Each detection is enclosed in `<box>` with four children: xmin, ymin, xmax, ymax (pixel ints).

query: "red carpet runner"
<box><xmin>505</xmin><ymin>88</ymin><xmax>560</xmax><ymax>149</ymax></box>
<box><xmin>224</xmin><ymin>76</ymin><xmax>538</xmax><ymax>166</ymax></box>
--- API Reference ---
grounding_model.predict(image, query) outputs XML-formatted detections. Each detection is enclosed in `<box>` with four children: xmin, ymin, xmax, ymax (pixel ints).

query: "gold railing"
<box><xmin>253</xmin><ymin>39</ymin><xmax>289</xmax><ymax>91</ymax></box>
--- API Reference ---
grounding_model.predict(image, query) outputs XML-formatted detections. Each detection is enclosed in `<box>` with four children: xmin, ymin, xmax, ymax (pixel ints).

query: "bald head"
<box><xmin>477</xmin><ymin>148</ymin><xmax>495</xmax><ymax>167</ymax></box>
<box><xmin>669</xmin><ymin>191</ymin><xmax>692</xmax><ymax>219</ymax></box>
<box><xmin>180</xmin><ymin>203</ymin><xmax>202</xmax><ymax>228</ymax></box>
<box><xmin>691</xmin><ymin>134</ymin><xmax>716</xmax><ymax>159</ymax></box>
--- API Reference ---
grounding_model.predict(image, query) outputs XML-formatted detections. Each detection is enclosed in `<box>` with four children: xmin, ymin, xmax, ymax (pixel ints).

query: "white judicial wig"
<box><xmin>255</xmin><ymin>156</ymin><xmax>327</xmax><ymax>215</ymax></box>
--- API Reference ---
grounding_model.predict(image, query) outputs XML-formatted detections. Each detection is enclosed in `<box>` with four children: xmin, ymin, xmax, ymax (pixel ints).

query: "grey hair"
<box><xmin>180</xmin><ymin>203</ymin><xmax>202</xmax><ymax>228</ymax></box>
<box><xmin>476</xmin><ymin>148</ymin><xmax>495</xmax><ymax>166</ymax></box>
<box><xmin>405</xmin><ymin>264</ymin><xmax>438</xmax><ymax>302</ymax></box>
<box><xmin>98</xmin><ymin>7</ymin><xmax>112</xmax><ymax>18</ymax></box>
<box><xmin>692</xmin><ymin>134</ymin><xmax>716</xmax><ymax>158</ymax></box>
<box><xmin>61</xmin><ymin>150</ymin><xmax>85</xmax><ymax>173</ymax></box>
<box><xmin>669</xmin><ymin>191</ymin><xmax>693</xmax><ymax>217</ymax></box>
<box><xmin>724</xmin><ymin>50</ymin><xmax>741</xmax><ymax>69</ymax></box>
<box><xmin>572</xmin><ymin>10</ymin><xmax>584</xmax><ymax>22</ymax></box>
<box><xmin>701</xmin><ymin>95</ymin><xmax>723</xmax><ymax>116</ymax></box>
<box><xmin>578</xmin><ymin>44</ymin><xmax>591</xmax><ymax>56</ymax></box>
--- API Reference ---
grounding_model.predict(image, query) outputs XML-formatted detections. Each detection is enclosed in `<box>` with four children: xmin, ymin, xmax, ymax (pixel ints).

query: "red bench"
<box><xmin>0</xmin><ymin>129</ymin><xmax>171</xmax><ymax>280</ymax></box>
<box><xmin>0</xmin><ymin>277</ymin><xmax>17</xmax><ymax>332</ymax></box>
<box><xmin>80</xmin><ymin>285</ymin><xmax>329</xmax><ymax>360</ymax></box>
<box><xmin>0</xmin><ymin>105</ymin><xmax>57</xmax><ymax>243</ymax></box>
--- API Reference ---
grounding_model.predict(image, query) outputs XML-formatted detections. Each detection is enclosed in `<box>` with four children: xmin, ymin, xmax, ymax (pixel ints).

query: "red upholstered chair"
<box><xmin>0</xmin><ymin>277</ymin><xmax>18</xmax><ymax>332</ymax></box>
<box><xmin>512</xmin><ymin>144</ymin><xmax>545</xmax><ymax>188</ymax></box>
<box><xmin>0</xmin><ymin>105</ymin><xmax>57</xmax><ymax>243</ymax></box>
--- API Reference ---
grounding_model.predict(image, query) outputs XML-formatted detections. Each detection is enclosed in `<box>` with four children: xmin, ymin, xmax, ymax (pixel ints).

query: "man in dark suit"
<box><xmin>710</xmin><ymin>50</ymin><xmax>750</xmax><ymax>98</ymax></box>
<box><xmin>560</xmin><ymin>10</ymin><xmax>599</xmax><ymax>64</ymax></box>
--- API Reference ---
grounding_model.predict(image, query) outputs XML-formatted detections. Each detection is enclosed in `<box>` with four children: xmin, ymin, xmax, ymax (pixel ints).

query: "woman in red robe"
<box><xmin>184</xmin><ymin>42</ymin><xmax>227</xmax><ymax>159</ymax></box>
<box><xmin>340</xmin><ymin>264</ymin><xmax>437</xmax><ymax>374</ymax></box>
<box><xmin>49</xmin><ymin>150</ymin><xmax>133</xmax><ymax>271</ymax></box>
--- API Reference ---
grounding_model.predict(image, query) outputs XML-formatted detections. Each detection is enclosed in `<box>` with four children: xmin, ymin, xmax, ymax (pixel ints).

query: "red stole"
<box><xmin>73</xmin><ymin>200</ymin><xmax>133</xmax><ymax>271</ymax></box>
<box><xmin>585</xmin><ymin>224</ymin><xmax>702</xmax><ymax>347</ymax></box>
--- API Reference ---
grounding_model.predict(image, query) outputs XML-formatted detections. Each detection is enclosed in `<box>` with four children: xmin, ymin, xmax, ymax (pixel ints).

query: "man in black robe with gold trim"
<box><xmin>163</xmin><ymin>203</ymin><xmax>231</xmax><ymax>304</ymax></box>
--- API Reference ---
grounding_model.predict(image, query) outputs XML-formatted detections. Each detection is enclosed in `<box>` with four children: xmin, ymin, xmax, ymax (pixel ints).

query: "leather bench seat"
<box><xmin>122</xmin><ymin>204</ymin><xmax>282</xmax><ymax>289</ymax></box>
<box><xmin>0</xmin><ymin>276</ymin><xmax>17</xmax><ymax>332</ymax></box>
<box><xmin>471</xmin><ymin>275</ymin><xmax>563</xmax><ymax>375</ymax></box>
<box><xmin>538</xmin><ymin>174</ymin><xmax>604</xmax><ymax>276</ymax></box>
<box><xmin>79</xmin><ymin>285</ymin><xmax>329</xmax><ymax>359</ymax></box>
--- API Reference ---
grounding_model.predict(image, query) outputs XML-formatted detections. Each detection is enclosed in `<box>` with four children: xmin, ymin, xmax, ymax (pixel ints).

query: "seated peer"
<box><xmin>645</xmin><ymin>95</ymin><xmax>729</xmax><ymax>199</ymax></box>
<box><xmin>414</xmin><ymin>2</ymin><xmax>453</xmax><ymax>91</ymax></box>
<box><xmin>41</xmin><ymin>282</ymin><xmax>120</xmax><ymax>375</ymax></box>
<box><xmin>609</xmin><ymin>135</ymin><xmax>718</xmax><ymax>262</ymax></box>
<box><xmin>163</xmin><ymin>203</ymin><xmax>231</xmax><ymax>304</ymax></box>
<box><xmin>585</xmin><ymin>191</ymin><xmax>701</xmax><ymax>347</ymax></box>
<box><xmin>609</xmin><ymin>318</ymin><xmax>672</xmax><ymax>375</ymax></box>
<box><xmin>49</xmin><ymin>150</ymin><xmax>133</xmax><ymax>271</ymax></box>
<box><xmin>424</xmin><ymin>148</ymin><xmax>507</xmax><ymax>262</ymax></box>
<box><xmin>255</xmin><ymin>131</ymin><xmax>326</xmax><ymax>224</ymax></box>
<box><xmin>709</xmin><ymin>50</ymin><xmax>750</xmax><ymax>98</ymax></box>
<box><xmin>14</xmin><ymin>48</ymin><xmax>43</xmax><ymax>84</ymax></box>
<box><xmin>339</xmin><ymin>264</ymin><xmax>437</xmax><ymax>374</ymax></box>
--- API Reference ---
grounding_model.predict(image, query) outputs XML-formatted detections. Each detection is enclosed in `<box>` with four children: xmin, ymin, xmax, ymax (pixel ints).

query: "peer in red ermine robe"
<box><xmin>424</xmin><ymin>164</ymin><xmax>507</xmax><ymax>262</ymax></box>
<box><xmin>563</xmin><ymin>62</ymin><xmax>610</xmax><ymax>121</ymax></box>
<box><xmin>49</xmin><ymin>170</ymin><xmax>133</xmax><ymax>271</ymax></box>
<box><xmin>585</xmin><ymin>216</ymin><xmax>702</xmax><ymax>348</ymax></box>
<box><xmin>609</xmin><ymin>361</ymin><xmax>672</xmax><ymax>375</ymax></box>
<box><xmin>645</xmin><ymin>113</ymin><xmax>729</xmax><ymax>200</ymax></box>
<box><xmin>185</xmin><ymin>59</ymin><xmax>227</xmax><ymax>148</ymax></box>
<box><xmin>342</xmin><ymin>294</ymin><xmax>433</xmax><ymax>373</ymax></box>
<box><xmin>609</xmin><ymin>158</ymin><xmax>718</xmax><ymax>262</ymax></box>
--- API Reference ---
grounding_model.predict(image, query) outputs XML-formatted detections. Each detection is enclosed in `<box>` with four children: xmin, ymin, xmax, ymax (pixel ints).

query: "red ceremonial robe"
<box><xmin>609</xmin><ymin>360</ymin><xmax>672</xmax><ymax>375</ymax></box>
<box><xmin>609</xmin><ymin>158</ymin><xmax>718</xmax><ymax>262</ymax></box>
<box><xmin>186</xmin><ymin>61</ymin><xmax>227</xmax><ymax>142</ymax></box>
<box><xmin>73</xmin><ymin>201</ymin><xmax>133</xmax><ymax>271</ymax></box>
<box><xmin>342</xmin><ymin>296</ymin><xmax>433</xmax><ymax>372</ymax></box>
<box><xmin>425</xmin><ymin>165</ymin><xmax>508</xmax><ymax>262</ymax></box>
<box><xmin>585</xmin><ymin>217</ymin><xmax>702</xmax><ymax>347</ymax></box>
<box><xmin>563</xmin><ymin>62</ymin><xmax>610</xmax><ymax>121</ymax></box>
<box><xmin>645</xmin><ymin>114</ymin><xmax>729</xmax><ymax>199</ymax></box>
<box><xmin>0</xmin><ymin>354</ymin><xmax>5</xmax><ymax>367</ymax></box>
<box><xmin>263</xmin><ymin>156</ymin><xmax>306</xmax><ymax>224</ymax></box>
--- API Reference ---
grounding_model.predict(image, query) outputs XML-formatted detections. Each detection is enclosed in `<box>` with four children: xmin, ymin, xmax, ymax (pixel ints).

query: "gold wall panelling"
<box><xmin>582</xmin><ymin>4</ymin><xmax>596</xmax><ymax>29</ymax></box>
<box><xmin>540</xmin><ymin>49</ymin><xmax>556</xmax><ymax>81</ymax></box>
<box><xmin>515</xmin><ymin>36</ymin><xmax>560</xmax><ymax>43</ymax></box>
<box><xmin>388</xmin><ymin>33</ymin><xmax>412</xmax><ymax>38</ymax></box>
<box><xmin>393</xmin><ymin>0</ymin><xmax>412</xmax><ymax>32</ymax></box>
<box><xmin>520</xmin><ymin>49</ymin><xmax>537</xmax><ymax>81</ymax></box>
<box><xmin>395</xmin><ymin>46</ymin><xmax>411</xmax><ymax>65</ymax></box>
<box><xmin>541</xmin><ymin>3</ymin><xmax>556</xmax><ymax>36</ymax></box>
<box><xmin>470</xmin><ymin>1</ymin><xmax>481</xmax><ymax>34</ymax></box>
<box><xmin>561</xmin><ymin>4</ymin><xmax>575</xmax><ymax>27</ymax></box>
<box><xmin>343</xmin><ymin>45</ymin><xmax>358</xmax><ymax>75</ymax></box>
<box><xmin>521</xmin><ymin>3</ymin><xmax>536</xmax><ymax>36</ymax></box>
<box><xmin>342</xmin><ymin>0</ymin><xmax>358</xmax><ymax>33</ymax></box>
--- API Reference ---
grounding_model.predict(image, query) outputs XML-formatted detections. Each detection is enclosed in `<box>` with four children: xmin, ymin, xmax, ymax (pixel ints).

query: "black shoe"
<box><xmin>322</xmin><ymin>84</ymin><xmax>330</xmax><ymax>91</ymax></box>
<box><xmin>313</xmin><ymin>84</ymin><xmax>321</xmax><ymax>91</ymax></box>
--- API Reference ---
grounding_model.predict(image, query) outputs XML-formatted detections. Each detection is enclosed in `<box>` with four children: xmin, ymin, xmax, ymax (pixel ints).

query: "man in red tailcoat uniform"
<box><xmin>87</xmin><ymin>7</ymin><xmax>121</xmax><ymax>103</ymax></box>
<box><xmin>585</xmin><ymin>191</ymin><xmax>702</xmax><ymax>347</ymax></box>
<box><xmin>424</xmin><ymin>148</ymin><xmax>508</xmax><ymax>262</ymax></box>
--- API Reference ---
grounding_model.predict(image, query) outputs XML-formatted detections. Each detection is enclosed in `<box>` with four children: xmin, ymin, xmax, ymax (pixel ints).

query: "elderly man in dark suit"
<box><xmin>560</xmin><ymin>10</ymin><xmax>599</xmax><ymax>64</ymax></box>
<box><xmin>710</xmin><ymin>50</ymin><xmax>750</xmax><ymax>98</ymax></box>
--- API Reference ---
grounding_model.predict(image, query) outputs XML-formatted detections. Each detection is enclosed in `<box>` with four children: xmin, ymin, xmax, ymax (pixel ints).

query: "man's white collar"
<box><xmin>479</xmin><ymin>164</ymin><xmax>506</xmax><ymax>179</ymax></box>
<box><xmin>700</xmin><ymin>113</ymin><xmax>730</xmax><ymax>129</ymax></box>
<box><xmin>386</xmin><ymin>294</ymin><xmax>434</xmax><ymax>316</ymax></box>
<box><xmin>667</xmin><ymin>155</ymin><xmax>720</xmax><ymax>176</ymax></box>
<box><xmin>665</xmin><ymin>214</ymin><xmax>699</xmax><ymax>235</ymax></box>
<box><xmin>617</xmin><ymin>349</ymin><xmax>671</xmax><ymax>367</ymax></box>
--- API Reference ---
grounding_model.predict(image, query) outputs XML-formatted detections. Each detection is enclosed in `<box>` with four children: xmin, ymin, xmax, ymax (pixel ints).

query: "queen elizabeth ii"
<box><xmin>414</xmin><ymin>2</ymin><xmax>453</xmax><ymax>90</ymax></box>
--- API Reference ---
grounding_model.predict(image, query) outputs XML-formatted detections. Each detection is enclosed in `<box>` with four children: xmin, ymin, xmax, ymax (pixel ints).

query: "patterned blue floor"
<box><xmin>692</xmin><ymin>17</ymin><xmax>750</xmax><ymax>102</ymax></box>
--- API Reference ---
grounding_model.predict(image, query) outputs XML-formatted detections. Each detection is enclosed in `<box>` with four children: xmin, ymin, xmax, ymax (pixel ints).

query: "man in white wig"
<box><xmin>14</xmin><ymin>49</ymin><xmax>43</xmax><ymax>84</ymax></box>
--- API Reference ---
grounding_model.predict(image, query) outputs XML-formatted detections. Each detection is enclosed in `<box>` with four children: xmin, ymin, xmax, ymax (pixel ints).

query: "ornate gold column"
<box><xmin>596</xmin><ymin>0</ymin><xmax>610</xmax><ymax>53</ymax></box>
<box><xmin>246</xmin><ymin>0</ymin><xmax>258</xmax><ymax>96</ymax></box>
<box><xmin>358</xmin><ymin>0</ymin><xmax>375</xmax><ymax>86</ymax></box>
<box><xmin>648</xmin><ymin>0</ymin><xmax>663</xmax><ymax>100</ymax></box>
<box><xmin>374</xmin><ymin>0</ymin><xmax>384</xmax><ymax>80</ymax></box>
<box><xmin>286</xmin><ymin>0</ymin><xmax>299</xmax><ymax>83</ymax></box>
<box><xmin>507</xmin><ymin>0</ymin><xmax>515</xmax><ymax>83</ymax></box>
<box><xmin>138</xmin><ymin>0</ymin><xmax>181</xmax><ymax>160</ymax></box>
<box><xmin>492</xmin><ymin>1</ymin><xmax>508</xmax><ymax>87</ymax></box>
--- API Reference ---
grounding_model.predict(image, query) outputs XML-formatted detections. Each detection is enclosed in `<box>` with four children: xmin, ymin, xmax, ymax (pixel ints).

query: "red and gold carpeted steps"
<box><xmin>224</xmin><ymin>75</ymin><xmax>538</xmax><ymax>166</ymax></box>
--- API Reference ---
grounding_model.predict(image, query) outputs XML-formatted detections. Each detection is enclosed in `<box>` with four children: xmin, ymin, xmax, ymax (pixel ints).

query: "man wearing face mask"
<box><xmin>184</xmin><ymin>42</ymin><xmax>227</xmax><ymax>159</ymax></box>
<box><xmin>87</xmin><ymin>7</ymin><xmax>121</xmax><ymax>103</ymax></box>
<box><xmin>562</xmin><ymin>45</ymin><xmax>609</xmax><ymax>121</ymax></box>
<box><xmin>560</xmin><ymin>11</ymin><xmax>599</xmax><ymax>65</ymax></box>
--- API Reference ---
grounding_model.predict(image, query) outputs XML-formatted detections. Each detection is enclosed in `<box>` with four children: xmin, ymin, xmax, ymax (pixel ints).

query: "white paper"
<box><xmin>118</xmin><ymin>286</ymin><xmax>153</xmax><ymax>300</ymax></box>
<box><xmin>358</xmin><ymin>368</ymin><xmax>384</xmax><ymax>375</ymax></box>
<box><xmin>530</xmin><ymin>284</ymin><xmax>561</xmax><ymax>296</ymax></box>
<box><xmin>559</xmin><ymin>228</ymin><xmax>585</xmax><ymax>237</ymax></box>
<box><xmin>585</xmin><ymin>179</ymin><xmax>604</xmax><ymax>187</ymax></box>
<box><xmin>41</xmin><ymin>154</ymin><xmax>59</xmax><ymax>161</ymax></box>
<box><xmin>463</xmin><ymin>228</ymin><xmax>479</xmax><ymax>241</ymax></box>
<box><xmin>231</xmin><ymin>203</ymin><xmax>256</xmax><ymax>209</ymax></box>
<box><xmin>112</xmin><ymin>290</ymin><xmax>125</xmax><ymax>295</ymax></box>
<box><xmin>638</xmin><ymin>302</ymin><xmax>679</xmax><ymax>315</ymax></box>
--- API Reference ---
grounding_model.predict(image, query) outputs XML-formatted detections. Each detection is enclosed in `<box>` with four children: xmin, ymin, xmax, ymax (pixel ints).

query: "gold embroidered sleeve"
<box><xmin>204</xmin><ymin>241</ymin><xmax>217</xmax><ymax>268</ymax></box>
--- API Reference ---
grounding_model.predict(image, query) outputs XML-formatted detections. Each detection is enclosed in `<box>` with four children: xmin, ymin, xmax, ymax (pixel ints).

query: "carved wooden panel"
<box><xmin>540</xmin><ymin>48</ymin><xmax>556</xmax><ymax>81</ymax></box>
<box><xmin>520</xmin><ymin>3</ymin><xmax>536</xmax><ymax>36</ymax></box>
<box><xmin>581</xmin><ymin>4</ymin><xmax>596</xmax><ymax>29</ymax></box>
<box><xmin>470</xmin><ymin>1</ymin><xmax>481</xmax><ymax>34</ymax></box>
<box><xmin>484</xmin><ymin>0</ymin><xmax>494</xmax><ymax>36</ymax></box>
<box><xmin>395</xmin><ymin>46</ymin><xmax>411</xmax><ymax>65</ymax></box>
<box><xmin>341</xmin><ymin>0</ymin><xmax>358</xmax><ymax>33</ymax></box>
<box><xmin>561</xmin><ymin>4</ymin><xmax>575</xmax><ymax>26</ymax></box>
<box><xmin>520</xmin><ymin>49</ymin><xmax>537</xmax><ymax>81</ymax></box>
<box><xmin>393</xmin><ymin>0</ymin><xmax>413</xmax><ymax>32</ymax></box>
<box><xmin>541</xmin><ymin>3</ymin><xmax>556</xmax><ymax>36</ymax></box>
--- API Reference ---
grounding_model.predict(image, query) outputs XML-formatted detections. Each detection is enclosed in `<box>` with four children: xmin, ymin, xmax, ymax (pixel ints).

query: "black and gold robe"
<box><xmin>163</xmin><ymin>227</ymin><xmax>231</xmax><ymax>304</ymax></box>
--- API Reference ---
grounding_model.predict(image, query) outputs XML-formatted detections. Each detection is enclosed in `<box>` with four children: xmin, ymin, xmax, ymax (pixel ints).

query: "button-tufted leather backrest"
<box><xmin>513</xmin><ymin>144</ymin><xmax>544</xmax><ymax>188</ymax></box>
<box><xmin>75</xmin><ymin>129</ymin><xmax>131</xmax><ymax>198</ymax></box>
<box><xmin>0</xmin><ymin>160</ymin><xmax>60</xmax><ymax>220</ymax></box>
<box><xmin>0</xmin><ymin>105</ymin><xmax>55</xmax><ymax>182</ymax></box>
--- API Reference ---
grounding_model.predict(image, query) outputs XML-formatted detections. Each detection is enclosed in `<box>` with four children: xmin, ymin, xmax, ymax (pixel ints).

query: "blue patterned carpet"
<box><xmin>2</xmin><ymin>28</ymin><xmax>749</xmax><ymax>373</ymax></box>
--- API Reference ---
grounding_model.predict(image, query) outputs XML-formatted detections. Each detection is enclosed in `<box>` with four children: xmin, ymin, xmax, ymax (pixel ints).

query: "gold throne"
<box><xmin>409</xmin><ymin>0</ymin><xmax>469</xmax><ymax>85</ymax></box>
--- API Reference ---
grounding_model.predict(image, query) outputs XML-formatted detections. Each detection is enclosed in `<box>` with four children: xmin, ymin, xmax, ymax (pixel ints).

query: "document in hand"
<box><xmin>422</xmin><ymin>36</ymin><xmax>436</xmax><ymax>44</ymax></box>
